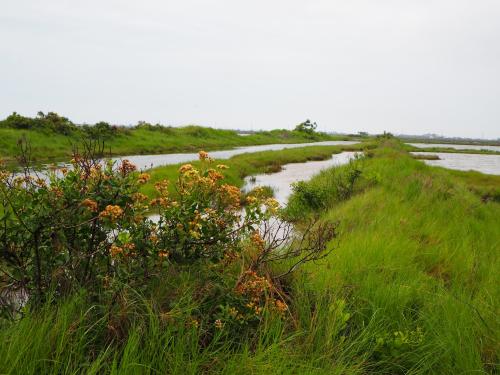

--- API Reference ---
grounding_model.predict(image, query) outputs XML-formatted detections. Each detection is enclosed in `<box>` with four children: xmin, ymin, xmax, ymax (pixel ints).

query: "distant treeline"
<box><xmin>0</xmin><ymin>112</ymin><xmax>333</xmax><ymax>140</ymax></box>
<box><xmin>0</xmin><ymin>111</ymin><xmax>123</xmax><ymax>138</ymax></box>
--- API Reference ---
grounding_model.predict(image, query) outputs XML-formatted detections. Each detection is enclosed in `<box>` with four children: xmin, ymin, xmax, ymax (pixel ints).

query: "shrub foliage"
<box><xmin>0</xmin><ymin>141</ymin><xmax>335</xmax><ymax>340</ymax></box>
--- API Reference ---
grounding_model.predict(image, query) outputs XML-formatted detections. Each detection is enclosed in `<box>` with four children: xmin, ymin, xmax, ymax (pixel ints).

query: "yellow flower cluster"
<box><xmin>89</xmin><ymin>165</ymin><xmax>102</xmax><ymax>179</ymax></box>
<box><xmin>110</xmin><ymin>244</ymin><xmax>123</xmax><ymax>257</ymax></box>
<box><xmin>99</xmin><ymin>205</ymin><xmax>123</xmax><ymax>221</ymax></box>
<box><xmin>216</xmin><ymin>164</ymin><xmax>229</xmax><ymax>170</ymax></box>
<box><xmin>264</xmin><ymin>198</ymin><xmax>280</xmax><ymax>213</ymax></box>
<box><xmin>110</xmin><ymin>243</ymin><xmax>136</xmax><ymax>257</ymax></box>
<box><xmin>272</xmin><ymin>299</ymin><xmax>288</xmax><ymax>315</ymax></box>
<box><xmin>220</xmin><ymin>184</ymin><xmax>241</xmax><ymax>207</ymax></box>
<box><xmin>154</xmin><ymin>179</ymin><xmax>169</xmax><ymax>195</ymax></box>
<box><xmin>81</xmin><ymin>198</ymin><xmax>98</xmax><ymax>212</ymax></box>
<box><xmin>245</xmin><ymin>301</ymin><xmax>263</xmax><ymax>316</ymax></box>
<box><xmin>132</xmin><ymin>193</ymin><xmax>149</xmax><ymax>202</ymax></box>
<box><xmin>150</xmin><ymin>197</ymin><xmax>169</xmax><ymax>208</ymax></box>
<box><xmin>250</xmin><ymin>232</ymin><xmax>265</xmax><ymax>250</ymax></box>
<box><xmin>179</xmin><ymin>164</ymin><xmax>193</xmax><ymax>174</ymax></box>
<box><xmin>0</xmin><ymin>170</ymin><xmax>10</xmax><ymax>182</ymax></box>
<box><xmin>245</xmin><ymin>195</ymin><xmax>258</xmax><ymax>205</ymax></box>
<box><xmin>207</xmin><ymin>169</ymin><xmax>223</xmax><ymax>181</ymax></box>
<box><xmin>235</xmin><ymin>270</ymin><xmax>270</xmax><ymax>301</ymax></box>
<box><xmin>137</xmin><ymin>173</ymin><xmax>150</xmax><ymax>184</ymax></box>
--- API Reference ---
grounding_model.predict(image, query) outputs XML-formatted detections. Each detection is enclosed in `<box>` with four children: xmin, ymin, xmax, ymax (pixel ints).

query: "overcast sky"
<box><xmin>1</xmin><ymin>1</ymin><xmax>499</xmax><ymax>138</ymax></box>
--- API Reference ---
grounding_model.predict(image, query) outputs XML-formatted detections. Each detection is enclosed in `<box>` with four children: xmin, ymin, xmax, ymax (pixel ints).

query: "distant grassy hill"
<box><xmin>0</xmin><ymin>112</ymin><xmax>347</xmax><ymax>163</ymax></box>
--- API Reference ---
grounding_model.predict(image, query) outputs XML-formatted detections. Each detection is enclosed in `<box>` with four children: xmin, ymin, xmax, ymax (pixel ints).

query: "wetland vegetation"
<box><xmin>0</xmin><ymin>130</ymin><xmax>498</xmax><ymax>374</ymax></box>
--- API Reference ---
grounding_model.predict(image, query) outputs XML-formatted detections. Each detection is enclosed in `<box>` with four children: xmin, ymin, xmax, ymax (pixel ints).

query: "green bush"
<box><xmin>285</xmin><ymin>157</ymin><xmax>364</xmax><ymax>219</ymax></box>
<box><xmin>0</xmin><ymin>111</ymin><xmax>78</xmax><ymax>135</ymax></box>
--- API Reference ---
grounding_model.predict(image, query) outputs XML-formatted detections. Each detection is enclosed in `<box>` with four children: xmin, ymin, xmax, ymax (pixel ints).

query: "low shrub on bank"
<box><xmin>285</xmin><ymin>156</ymin><xmax>365</xmax><ymax>219</ymax></box>
<box><xmin>0</xmin><ymin>143</ymin><xmax>335</xmax><ymax>351</ymax></box>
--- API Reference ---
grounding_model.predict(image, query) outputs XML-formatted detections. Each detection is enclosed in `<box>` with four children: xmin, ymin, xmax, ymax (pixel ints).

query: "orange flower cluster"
<box><xmin>132</xmin><ymin>193</ymin><xmax>149</xmax><ymax>202</ymax></box>
<box><xmin>179</xmin><ymin>164</ymin><xmax>193</xmax><ymax>174</ymax></box>
<box><xmin>154</xmin><ymin>180</ymin><xmax>169</xmax><ymax>195</ymax></box>
<box><xmin>222</xmin><ymin>250</ymin><xmax>240</xmax><ymax>266</ymax></box>
<box><xmin>149</xmin><ymin>232</ymin><xmax>159</xmax><ymax>244</ymax></box>
<box><xmin>245</xmin><ymin>195</ymin><xmax>258</xmax><ymax>205</ymax></box>
<box><xmin>158</xmin><ymin>250</ymin><xmax>169</xmax><ymax>258</ymax></box>
<box><xmin>150</xmin><ymin>197</ymin><xmax>169</xmax><ymax>208</ymax></box>
<box><xmin>220</xmin><ymin>184</ymin><xmax>241</xmax><ymax>207</ymax></box>
<box><xmin>137</xmin><ymin>173</ymin><xmax>150</xmax><ymax>184</ymax></box>
<box><xmin>235</xmin><ymin>270</ymin><xmax>270</xmax><ymax>302</ymax></box>
<box><xmin>89</xmin><ymin>165</ymin><xmax>102</xmax><ymax>179</ymax></box>
<box><xmin>110</xmin><ymin>243</ymin><xmax>136</xmax><ymax>257</ymax></box>
<box><xmin>81</xmin><ymin>198</ymin><xmax>98</xmax><ymax>212</ymax></box>
<box><xmin>99</xmin><ymin>205</ymin><xmax>123</xmax><ymax>221</ymax></box>
<box><xmin>207</xmin><ymin>169</ymin><xmax>223</xmax><ymax>182</ymax></box>
<box><xmin>250</xmin><ymin>232</ymin><xmax>265</xmax><ymax>250</ymax></box>
<box><xmin>0</xmin><ymin>170</ymin><xmax>9</xmax><ymax>182</ymax></box>
<box><xmin>272</xmin><ymin>299</ymin><xmax>288</xmax><ymax>315</ymax></box>
<box><xmin>110</xmin><ymin>244</ymin><xmax>123</xmax><ymax>257</ymax></box>
<box><xmin>118</xmin><ymin>159</ymin><xmax>137</xmax><ymax>176</ymax></box>
<box><xmin>198</xmin><ymin>150</ymin><xmax>209</xmax><ymax>160</ymax></box>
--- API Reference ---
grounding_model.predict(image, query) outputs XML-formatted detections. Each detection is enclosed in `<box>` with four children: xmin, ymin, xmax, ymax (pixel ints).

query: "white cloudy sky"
<box><xmin>1</xmin><ymin>0</ymin><xmax>499</xmax><ymax>138</ymax></box>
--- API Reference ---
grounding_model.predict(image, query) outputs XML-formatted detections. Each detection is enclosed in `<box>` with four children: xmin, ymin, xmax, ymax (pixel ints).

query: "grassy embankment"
<box><xmin>0</xmin><ymin>140</ymin><xmax>498</xmax><ymax>374</ymax></box>
<box><xmin>404</xmin><ymin>144</ymin><xmax>500</xmax><ymax>156</ymax></box>
<box><xmin>0</xmin><ymin>119</ymin><xmax>347</xmax><ymax>164</ymax></box>
<box><xmin>399</xmin><ymin>137</ymin><xmax>500</xmax><ymax>147</ymax></box>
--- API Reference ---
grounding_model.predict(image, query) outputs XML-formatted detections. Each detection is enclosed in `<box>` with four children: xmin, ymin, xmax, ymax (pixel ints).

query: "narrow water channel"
<box><xmin>242</xmin><ymin>152</ymin><xmax>359</xmax><ymax>205</ymax></box>
<box><xmin>115</xmin><ymin>141</ymin><xmax>358</xmax><ymax>170</ymax></box>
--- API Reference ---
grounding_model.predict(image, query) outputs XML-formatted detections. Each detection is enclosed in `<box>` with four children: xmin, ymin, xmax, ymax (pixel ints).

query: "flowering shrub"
<box><xmin>150</xmin><ymin>153</ymin><xmax>270</xmax><ymax>264</ymax></box>
<box><xmin>0</xmin><ymin>146</ymin><xmax>278</xmax><ymax>319</ymax></box>
<box><xmin>0</xmin><ymin>152</ymin><xmax>150</xmax><ymax>310</ymax></box>
<box><xmin>1</xmin><ymin>143</ymin><xmax>336</xmax><ymax>342</ymax></box>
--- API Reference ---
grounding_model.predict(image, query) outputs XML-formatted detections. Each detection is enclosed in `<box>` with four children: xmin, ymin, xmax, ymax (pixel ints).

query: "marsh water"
<box><xmin>408</xmin><ymin>143</ymin><xmax>500</xmax><ymax>152</ymax></box>
<box><xmin>114</xmin><ymin>141</ymin><xmax>358</xmax><ymax>171</ymax></box>
<box><xmin>411</xmin><ymin>152</ymin><xmax>500</xmax><ymax>175</ymax></box>
<box><xmin>242</xmin><ymin>152</ymin><xmax>359</xmax><ymax>205</ymax></box>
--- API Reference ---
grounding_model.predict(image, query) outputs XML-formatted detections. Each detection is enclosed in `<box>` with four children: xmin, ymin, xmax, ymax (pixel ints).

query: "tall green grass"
<box><xmin>286</xmin><ymin>141</ymin><xmax>499</xmax><ymax>373</ymax></box>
